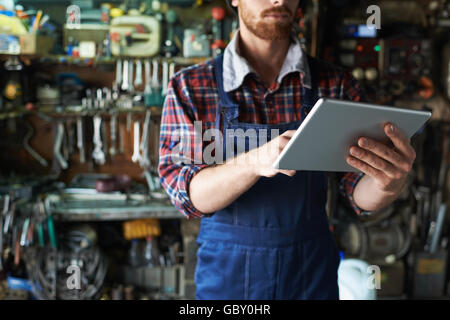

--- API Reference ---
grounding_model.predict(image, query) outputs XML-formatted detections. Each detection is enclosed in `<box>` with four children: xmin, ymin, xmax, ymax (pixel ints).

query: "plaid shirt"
<box><xmin>158</xmin><ymin>35</ymin><xmax>365</xmax><ymax>219</ymax></box>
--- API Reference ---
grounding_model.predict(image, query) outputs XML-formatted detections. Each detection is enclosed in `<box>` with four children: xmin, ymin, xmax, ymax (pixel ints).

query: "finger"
<box><xmin>279</xmin><ymin>169</ymin><xmax>296</xmax><ymax>177</ymax></box>
<box><xmin>346</xmin><ymin>155</ymin><xmax>387</xmax><ymax>182</ymax></box>
<box><xmin>281</xmin><ymin>130</ymin><xmax>296</xmax><ymax>138</ymax></box>
<box><xmin>350</xmin><ymin>146</ymin><xmax>400</xmax><ymax>179</ymax></box>
<box><xmin>357</xmin><ymin>138</ymin><xmax>411</xmax><ymax>173</ymax></box>
<box><xmin>384</xmin><ymin>123</ymin><xmax>416</xmax><ymax>160</ymax></box>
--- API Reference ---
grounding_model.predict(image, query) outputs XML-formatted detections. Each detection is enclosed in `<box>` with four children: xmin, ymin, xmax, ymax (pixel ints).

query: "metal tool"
<box><xmin>2</xmin><ymin>195</ymin><xmax>10</xmax><ymax>235</ymax></box>
<box><xmin>131</xmin><ymin>120</ymin><xmax>141</xmax><ymax>163</ymax></box>
<box><xmin>134</xmin><ymin>59</ymin><xmax>143</xmax><ymax>87</ymax></box>
<box><xmin>92</xmin><ymin>116</ymin><xmax>106</xmax><ymax>165</ymax></box>
<box><xmin>144</xmin><ymin>59</ymin><xmax>152</xmax><ymax>95</ymax></box>
<box><xmin>128</xmin><ymin>59</ymin><xmax>134</xmax><ymax>93</ymax></box>
<box><xmin>115</xmin><ymin>58</ymin><xmax>123</xmax><ymax>87</ymax></box>
<box><xmin>169</xmin><ymin>61</ymin><xmax>176</xmax><ymax>79</ymax></box>
<box><xmin>101</xmin><ymin>116</ymin><xmax>108</xmax><ymax>157</ymax></box>
<box><xmin>140</xmin><ymin>110</ymin><xmax>151</xmax><ymax>167</ymax></box>
<box><xmin>23</xmin><ymin>119</ymin><xmax>48</xmax><ymax>167</ymax></box>
<box><xmin>152</xmin><ymin>59</ymin><xmax>161</xmax><ymax>93</ymax></box>
<box><xmin>121</xmin><ymin>59</ymin><xmax>129</xmax><ymax>91</ymax></box>
<box><xmin>110</xmin><ymin>113</ymin><xmax>118</xmax><ymax>157</ymax></box>
<box><xmin>162</xmin><ymin>59</ymin><xmax>169</xmax><ymax>96</ymax></box>
<box><xmin>20</xmin><ymin>218</ymin><xmax>30</xmax><ymax>247</ymax></box>
<box><xmin>77</xmin><ymin>117</ymin><xmax>86</xmax><ymax>163</ymax></box>
<box><xmin>54</xmin><ymin>122</ymin><xmax>69</xmax><ymax>169</ymax></box>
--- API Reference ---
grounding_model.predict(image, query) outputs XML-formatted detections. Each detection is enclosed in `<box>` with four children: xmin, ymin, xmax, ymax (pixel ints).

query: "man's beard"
<box><xmin>240</xmin><ymin>3</ymin><xmax>294</xmax><ymax>40</ymax></box>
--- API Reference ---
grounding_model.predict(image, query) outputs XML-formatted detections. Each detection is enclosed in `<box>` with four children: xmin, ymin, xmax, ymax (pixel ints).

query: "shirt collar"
<box><xmin>222</xmin><ymin>30</ymin><xmax>311</xmax><ymax>93</ymax></box>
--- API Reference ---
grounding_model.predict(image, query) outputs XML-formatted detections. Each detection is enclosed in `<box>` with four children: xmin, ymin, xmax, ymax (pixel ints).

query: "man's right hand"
<box><xmin>240</xmin><ymin>129</ymin><xmax>297</xmax><ymax>178</ymax></box>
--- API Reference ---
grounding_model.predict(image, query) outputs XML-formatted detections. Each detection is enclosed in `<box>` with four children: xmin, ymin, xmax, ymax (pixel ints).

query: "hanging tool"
<box><xmin>151</xmin><ymin>59</ymin><xmax>161</xmax><ymax>95</ymax></box>
<box><xmin>54</xmin><ymin>122</ymin><xmax>68</xmax><ymax>170</ymax></box>
<box><xmin>169</xmin><ymin>62</ymin><xmax>176</xmax><ymax>79</ymax></box>
<box><xmin>161</xmin><ymin>59</ymin><xmax>169</xmax><ymax>97</ymax></box>
<box><xmin>121</xmin><ymin>59</ymin><xmax>129</xmax><ymax>91</ymax></box>
<box><xmin>144</xmin><ymin>59</ymin><xmax>152</xmax><ymax>95</ymax></box>
<box><xmin>77</xmin><ymin>117</ymin><xmax>86</xmax><ymax>163</ymax></box>
<box><xmin>24</xmin><ymin>119</ymin><xmax>48</xmax><ymax>167</ymax></box>
<box><xmin>131</xmin><ymin>120</ymin><xmax>141</xmax><ymax>163</ymax></box>
<box><xmin>115</xmin><ymin>58</ymin><xmax>123</xmax><ymax>87</ymax></box>
<box><xmin>140</xmin><ymin>109</ymin><xmax>151</xmax><ymax>167</ymax></box>
<box><xmin>134</xmin><ymin>59</ymin><xmax>143</xmax><ymax>87</ymax></box>
<box><xmin>0</xmin><ymin>195</ymin><xmax>10</xmax><ymax>271</ymax></box>
<box><xmin>92</xmin><ymin>115</ymin><xmax>106</xmax><ymax>165</ymax></box>
<box><xmin>128</xmin><ymin>59</ymin><xmax>134</xmax><ymax>93</ymax></box>
<box><xmin>110</xmin><ymin>113</ymin><xmax>118</xmax><ymax>157</ymax></box>
<box><xmin>101</xmin><ymin>116</ymin><xmax>108</xmax><ymax>158</ymax></box>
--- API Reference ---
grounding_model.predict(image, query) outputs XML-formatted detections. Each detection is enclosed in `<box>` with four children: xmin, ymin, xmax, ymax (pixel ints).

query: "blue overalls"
<box><xmin>195</xmin><ymin>54</ymin><xmax>341</xmax><ymax>300</ymax></box>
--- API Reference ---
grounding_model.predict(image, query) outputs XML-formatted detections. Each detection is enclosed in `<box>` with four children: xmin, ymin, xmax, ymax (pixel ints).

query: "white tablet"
<box><xmin>272</xmin><ymin>98</ymin><xmax>432</xmax><ymax>172</ymax></box>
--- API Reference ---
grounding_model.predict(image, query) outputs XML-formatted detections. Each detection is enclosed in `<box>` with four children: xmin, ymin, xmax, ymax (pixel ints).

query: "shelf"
<box><xmin>47</xmin><ymin>192</ymin><xmax>182</xmax><ymax>221</ymax></box>
<box><xmin>0</xmin><ymin>54</ymin><xmax>211</xmax><ymax>66</ymax></box>
<box><xmin>0</xmin><ymin>105</ymin><xmax>164</xmax><ymax>120</ymax></box>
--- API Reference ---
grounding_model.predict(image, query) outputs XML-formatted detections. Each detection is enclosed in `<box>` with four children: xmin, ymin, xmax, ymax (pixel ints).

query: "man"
<box><xmin>158</xmin><ymin>0</ymin><xmax>416</xmax><ymax>299</ymax></box>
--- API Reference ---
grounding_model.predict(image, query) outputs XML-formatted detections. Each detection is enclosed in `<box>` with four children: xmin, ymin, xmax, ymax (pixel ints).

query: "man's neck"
<box><xmin>237</xmin><ymin>28</ymin><xmax>291</xmax><ymax>87</ymax></box>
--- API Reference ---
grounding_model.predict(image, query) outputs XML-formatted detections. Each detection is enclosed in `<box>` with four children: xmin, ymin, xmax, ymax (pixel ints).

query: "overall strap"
<box><xmin>213</xmin><ymin>54</ymin><xmax>236</xmax><ymax>131</ymax></box>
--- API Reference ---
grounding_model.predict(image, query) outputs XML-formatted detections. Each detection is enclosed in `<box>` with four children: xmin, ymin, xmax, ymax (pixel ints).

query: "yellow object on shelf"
<box><xmin>123</xmin><ymin>218</ymin><xmax>161</xmax><ymax>240</ymax></box>
<box><xmin>110</xmin><ymin>7</ymin><xmax>124</xmax><ymax>18</ymax></box>
<box><xmin>0</xmin><ymin>15</ymin><xmax>27</xmax><ymax>35</ymax></box>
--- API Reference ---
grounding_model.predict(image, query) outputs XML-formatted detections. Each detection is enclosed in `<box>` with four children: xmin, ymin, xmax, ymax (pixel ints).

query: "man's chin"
<box><xmin>252</xmin><ymin>25</ymin><xmax>291</xmax><ymax>40</ymax></box>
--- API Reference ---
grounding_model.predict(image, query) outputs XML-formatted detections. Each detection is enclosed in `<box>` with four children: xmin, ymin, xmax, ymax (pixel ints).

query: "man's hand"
<box><xmin>346</xmin><ymin>122</ymin><xmax>416</xmax><ymax>196</ymax></box>
<box><xmin>241</xmin><ymin>129</ymin><xmax>297</xmax><ymax>178</ymax></box>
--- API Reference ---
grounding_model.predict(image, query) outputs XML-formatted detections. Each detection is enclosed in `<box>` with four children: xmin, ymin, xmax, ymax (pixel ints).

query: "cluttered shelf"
<box><xmin>0</xmin><ymin>53</ymin><xmax>210</xmax><ymax>67</ymax></box>
<box><xmin>0</xmin><ymin>104</ymin><xmax>165</xmax><ymax>120</ymax></box>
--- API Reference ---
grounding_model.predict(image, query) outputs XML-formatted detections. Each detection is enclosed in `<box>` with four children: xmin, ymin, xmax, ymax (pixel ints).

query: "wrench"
<box><xmin>77</xmin><ymin>117</ymin><xmax>86</xmax><ymax>163</ymax></box>
<box><xmin>54</xmin><ymin>122</ymin><xmax>68</xmax><ymax>169</ymax></box>
<box><xmin>101</xmin><ymin>116</ymin><xmax>108</xmax><ymax>156</ymax></box>
<box><xmin>140</xmin><ymin>110</ymin><xmax>151</xmax><ymax>168</ymax></box>
<box><xmin>131</xmin><ymin>121</ymin><xmax>141</xmax><ymax>163</ymax></box>
<box><xmin>115</xmin><ymin>58</ymin><xmax>123</xmax><ymax>87</ymax></box>
<box><xmin>169</xmin><ymin>62</ymin><xmax>176</xmax><ymax>79</ymax></box>
<box><xmin>144</xmin><ymin>59</ymin><xmax>152</xmax><ymax>94</ymax></box>
<box><xmin>109</xmin><ymin>113</ymin><xmax>118</xmax><ymax>157</ymax></box>
<box><xmin>23</xmin><ymin>120</ymin><xmax>48</xmax><ymax>167</ymax></box>
<box><xmin>121</xmin><ymin>59</ymin><xmax>129</xmax><ymax>91</ymax></box>
<box><xmin>92</xmin><ymin>115</ymin><xmax>106</xmax><ymax>165</ymax></box>
<box><xmin>134</xmin><ymin>59</ymin><xmax>143</xmax><ymax>87</ymax></box>
<box><xmin>152</xmin><ymin>59</ymin><xmax>161</xmax><ymax>93</ymax></box>
<box><xmin>128</xmin><ymin>59</ymin><xmax>134</xmax><ymax>93</ymax></box>
<box><xmin>162</xmin><ymin>59</ymin><xmax>169</xmax><ymax>96</ymax></box>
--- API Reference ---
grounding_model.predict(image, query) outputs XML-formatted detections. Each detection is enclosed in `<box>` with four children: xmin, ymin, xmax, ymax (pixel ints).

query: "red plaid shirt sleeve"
<box><xmin>158</xmin><ymin>74</ymin><xmax>210</xmax><ymax>219</ymax></box>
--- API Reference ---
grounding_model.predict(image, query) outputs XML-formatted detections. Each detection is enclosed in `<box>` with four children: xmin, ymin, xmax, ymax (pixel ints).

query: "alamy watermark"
<box><xmin>367</xmin><ymin>265</ymin><xmax>381</xmax><ymax>290</ymax></box>
<box><xmin>66</xmin><ymin>265</ymin><xmax>81</xmax><ymax>290</ymax></box>
<box><xmin>366</xmin><ymin>5</ymin><xmax>381</xmax><ymax>29</ymax></box>
<box><xmin>164</xmin><ymin>121</ymin><xmax>282</xmax><ymax>166</ymax></box>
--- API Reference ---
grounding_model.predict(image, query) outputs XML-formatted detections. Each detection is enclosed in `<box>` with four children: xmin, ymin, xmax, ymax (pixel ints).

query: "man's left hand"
<box><xmin>346</xmin><ymin>122</ymin><xmax>416</xmax><ymax>195</ymax></box>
